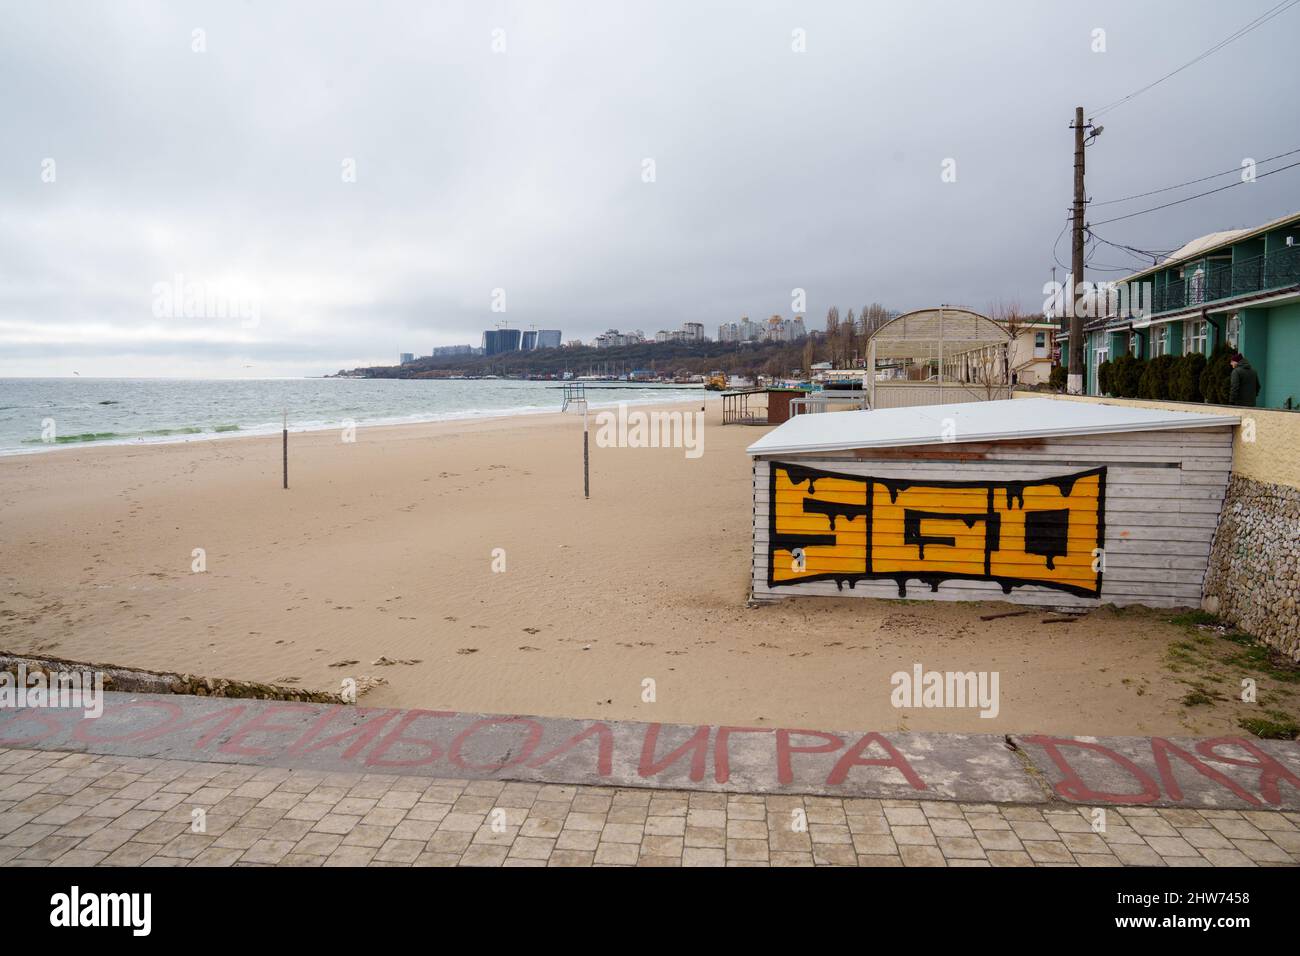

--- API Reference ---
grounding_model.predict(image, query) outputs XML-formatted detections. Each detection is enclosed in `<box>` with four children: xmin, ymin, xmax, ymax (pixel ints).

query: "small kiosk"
<box><xmin>746</xmin><ymin>398</ymin><xmax>1238</xmax><ymax>608</ymax></box>
<box><xmin>722</xmin><ymin>387</ymin><xmax>804</xmax><ymax>426</ymax></box>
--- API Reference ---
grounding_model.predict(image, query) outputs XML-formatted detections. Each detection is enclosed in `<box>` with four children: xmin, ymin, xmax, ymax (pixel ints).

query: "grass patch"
<box><xmin>1170</xmin><ymin>610</ymin><xmax>1220</xmax><ymax>628</ymax></box>
<box><xmin>1223</xmin><ymin>644</ymin><xmax>1300</xmax><ymax>683</ymax></box>
<box><xmin>1165</xmin><ymin>643</ymin><xmax>1201</xmax><ymax>667</ymax></box>
<box><xmin>1220</xmin><ymin>631</ymin><xmax>1255</xmax><ymax>647</ymax></box>
<box><xmin>1238</xmin><ymin>717</ymin><xmax>1300</xmax><ymax>740</ymax></box>
<box><xmin>1181</xmin><ymin>686</ymin><xmax>1218</xmax><ymax>707</ymax></box>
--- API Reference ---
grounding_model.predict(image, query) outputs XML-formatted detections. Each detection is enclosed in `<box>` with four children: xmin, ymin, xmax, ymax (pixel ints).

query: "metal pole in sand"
<box><xmin>282</xmin><ymin>409</ymin><xmax>288</xmax><ymax>490</ymax></box>
<box><xmin>583</xmin><ymin>403</ymin><xmax>589</xmax><ymax>499</ymax></box>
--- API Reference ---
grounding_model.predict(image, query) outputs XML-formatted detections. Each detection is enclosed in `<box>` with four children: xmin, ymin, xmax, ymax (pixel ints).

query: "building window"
<box><xmin>1226</xmin><ymin>313</ymin><xmax>1240</xmax><ymax>349</ymax></box>
<box><xmin>1184</xmin><ymin>319</ymin><xmax>1207</xmax><ymax>355</ymax></box>
<box><xmin>1151</xmin><ymin>325</ymin><xmax>1169</xmax><ymax>357</ymax></box>
<box><xmin>1129</xmin><ymin>333</ymin><xmax>1140</xmax><ymax>357</ymax></box>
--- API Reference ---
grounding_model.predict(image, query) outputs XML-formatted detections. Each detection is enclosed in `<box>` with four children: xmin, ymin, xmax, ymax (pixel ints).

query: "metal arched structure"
<box><xmin>866</xmin><ymin>307</ymin><xmax>1012</xmax><ymax>409</ymax></box>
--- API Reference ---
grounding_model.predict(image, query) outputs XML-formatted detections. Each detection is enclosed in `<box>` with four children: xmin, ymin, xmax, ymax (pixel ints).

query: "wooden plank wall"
<box><xmin>750</xmin><ymin>426</ymin><xmax>1234</xmax><ymax>609</ymax></box>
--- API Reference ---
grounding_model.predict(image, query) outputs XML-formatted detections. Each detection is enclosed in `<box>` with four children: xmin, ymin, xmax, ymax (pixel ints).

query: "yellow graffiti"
<box><xmin>768</xmin><ymin>464</ymin><xmax>1105</xmax><ymax>597</ymax></box>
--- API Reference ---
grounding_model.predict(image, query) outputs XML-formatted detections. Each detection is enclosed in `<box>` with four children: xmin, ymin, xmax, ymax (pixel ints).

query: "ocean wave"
<box><xmin>19</xmin><ymin>424</ymin><xmax>241</xmax><ymax>446</ymax></box>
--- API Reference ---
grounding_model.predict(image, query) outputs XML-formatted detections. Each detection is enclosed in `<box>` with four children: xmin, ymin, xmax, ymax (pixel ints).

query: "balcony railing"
<box><xmin>1149</xmin><ymin>244</ymin><xmax>1300</xmax><ymax>315</ymax></box>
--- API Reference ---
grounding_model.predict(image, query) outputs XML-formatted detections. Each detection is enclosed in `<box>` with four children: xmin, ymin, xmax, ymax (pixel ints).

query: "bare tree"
<box><xmin>987</xmin><ymin>298</ymin><xmax>1028</xmax><ymax>337</ymax></box>
<box><xmin>825</xmin><ymin>306</ymin><xmax>841</xmax><ymax>366</ymax></box>
<box><xmin>973</xmin><ymin>298</ymin><xmax>1040</xmax><ymax>393</ymax></box>
<box><xmin>862</xmin><ymin>302</ymin><xmax>890</xmax><ymax>336</ymax></box>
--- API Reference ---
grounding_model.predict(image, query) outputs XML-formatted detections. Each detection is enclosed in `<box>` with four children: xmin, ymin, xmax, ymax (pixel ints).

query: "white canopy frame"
<box><xmin>865</xmin><ymin>307</ymin><xmax>1013</xmax><ymax>408</ymax></box>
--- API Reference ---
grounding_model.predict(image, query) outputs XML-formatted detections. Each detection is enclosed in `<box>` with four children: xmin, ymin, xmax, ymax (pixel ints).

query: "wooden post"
<box><xmin>1069</xmin><ymin>105</ymin><xmax>1087</xmax><ymax>395</ymax></box>
<box><xmin>282</xmin><ymin>409</ymin><xmax>288</xmax><ymax>490</ymax></box>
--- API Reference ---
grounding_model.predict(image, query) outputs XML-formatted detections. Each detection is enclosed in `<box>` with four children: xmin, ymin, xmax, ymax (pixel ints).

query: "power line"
<box><xmin>1083</xmin><ymin>234</ymin><xmax>1138</xmax><ymax>272</ymax></box>
<box><xmin>1092</xmin><ymin>146</ymin><xmax>1300</xmax><ymax>206</ymax></box>
<box><xmin>1087</xmin><ymin>229</ymin><xmax>1169</xmax><ymax>266</ymax></box>
<box><xmin>1090</xmin><ymin>0</ymin><xmax>1300</xmax><ymax>118</ymax></box>
<box><xmin>1089</xmin><ymin>158</ymin><xmax>1300</xmax><ymax>227</ymax></box>
<box><xmin>1052</xmin><ymin>216</ymin><xmax>1072</xmax><ymax>271</ymax></box>
<box><xmin>1082</xmin><ymin>259</ymin><xmax>1135</xmax><ymax>273</ymax></box>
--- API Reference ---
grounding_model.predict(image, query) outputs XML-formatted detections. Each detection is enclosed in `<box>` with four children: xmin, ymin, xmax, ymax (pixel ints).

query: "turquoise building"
<box><xmin>1062</xmin><ymin>209</ymin><xmax>1300</xmax><ymax>407</ymax></box>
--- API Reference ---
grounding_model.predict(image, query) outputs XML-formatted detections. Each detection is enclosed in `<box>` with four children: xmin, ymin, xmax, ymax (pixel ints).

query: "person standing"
<box><xmin>1229</xmin><ymin>352</ymin><xmax>1260</xmax><ymax>407</ymax></box>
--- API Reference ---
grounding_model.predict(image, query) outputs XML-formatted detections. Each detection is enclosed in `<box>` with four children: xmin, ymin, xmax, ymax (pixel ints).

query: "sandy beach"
<box><xmin>0</xmin><ymin>402</ymin><xmax>1288</xmax><ymax>737</ymax></box>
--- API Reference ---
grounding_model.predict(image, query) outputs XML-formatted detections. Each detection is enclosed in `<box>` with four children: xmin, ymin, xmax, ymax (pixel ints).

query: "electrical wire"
<box><xmin>1089</xmin><ymin>159</ymin><xmax>1300</xmax><ymax>227</ymax></box>
<box><xmin>1090</xmin><ymin>0</ymin><xmax>1300</xmax><ymax>118</ymax></box>
<box><xmin>1052</xmin><ymin>216</ymin><xmax>1073</xmax><ymax>272</ymax></box>
<box><xmin>1082</xmin><ymin>234</ymin><xmax>1137</xmax><ymax>272</ymax></box>
<box><xmin>1087</xmin><ymin>229</ymin><xmax>1168</xmax><ymax>267</ymax></box>
<box><xmin>1091</xmin><ymin>146</ymin><xmax>1300</xmax><ymax>207</ymax></box>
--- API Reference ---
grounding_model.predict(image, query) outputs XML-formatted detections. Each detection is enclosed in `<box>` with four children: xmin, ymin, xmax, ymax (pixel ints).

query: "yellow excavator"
<box><xmin>705</xmin><ymin>370</ymin><xmax>728</xmax><ymax>391</ymax></box>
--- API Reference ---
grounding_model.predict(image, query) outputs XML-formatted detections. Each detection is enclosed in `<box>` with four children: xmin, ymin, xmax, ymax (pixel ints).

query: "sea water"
<box><xmin>0</xmin><ymin>378</ymin><xmax>708</xmax><ymax>456</ymax></box>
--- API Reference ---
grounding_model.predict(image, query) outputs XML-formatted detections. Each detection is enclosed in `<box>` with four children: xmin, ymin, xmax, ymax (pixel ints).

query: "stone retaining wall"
<box><xmin>1203</xmin><ymin>475</ymin><xmax>1300</xmax><ymax>660</ymax></box>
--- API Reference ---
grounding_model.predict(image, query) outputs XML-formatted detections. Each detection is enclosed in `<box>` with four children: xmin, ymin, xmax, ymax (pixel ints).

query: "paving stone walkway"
<box><xmin>1</xmin><ymin>747</ymin><xmax>1297</xmax><ymax>867</ymax></box>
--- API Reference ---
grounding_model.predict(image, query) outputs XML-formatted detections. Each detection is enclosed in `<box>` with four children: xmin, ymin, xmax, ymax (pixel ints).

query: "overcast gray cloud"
<box><xmin>2</xmin><ymin>0</ymin><xmax>1298</xmax><ymax>377</ymax></box>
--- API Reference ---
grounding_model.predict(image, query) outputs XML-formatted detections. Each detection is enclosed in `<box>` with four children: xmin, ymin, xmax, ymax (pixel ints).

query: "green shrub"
<box><xmin>1170</xmin><ymin>352</ymin><xmax>1207</xmax><ymax>402</ymax></box>
<box><xmin>1110</xmin><ymin>354</ymin><xmax>1145</xmax><ymax>398</ymax></box>
<box><xmin>1200</xmin><ymin>342</ymin><xmax>1233</xmax><ymax>405</ymax></box>
<box><xmin>1138</xmin><ymin>354</ymin><xmax>1176</xmax><ymax>400</ymax></box>
<box><xmin>1048</xmin><ymin>365</ymin><xmax>1067</xmax><ymax>391</ymax></box>
<box><xmin>1096</xmin><ymin>359</ymin><xmax>1114</xmax><ymax>396</ymax></box>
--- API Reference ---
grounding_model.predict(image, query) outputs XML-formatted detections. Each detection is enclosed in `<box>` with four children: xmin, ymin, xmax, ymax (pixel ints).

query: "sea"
<box><xmin>0</xmin><ymin>378</ymin><xmax>709</xmax><ymax>456</ymax></box>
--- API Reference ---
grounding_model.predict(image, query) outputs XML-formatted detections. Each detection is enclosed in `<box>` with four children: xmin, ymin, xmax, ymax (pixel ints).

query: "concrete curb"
<box><xmin>2</xmin><ymin>692</ymin><xmax>1297</xmax><ymax>810</ymax></box>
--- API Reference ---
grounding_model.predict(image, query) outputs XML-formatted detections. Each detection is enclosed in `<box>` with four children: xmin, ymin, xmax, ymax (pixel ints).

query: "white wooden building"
<box><xmin>746</xmin><ymin>398</ymin><xmax>1239</xmax><ymax>608</ymax></box>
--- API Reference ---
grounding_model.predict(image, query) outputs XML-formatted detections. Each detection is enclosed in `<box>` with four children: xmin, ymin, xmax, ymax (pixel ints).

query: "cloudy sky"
<box><xmin>3</xmin><ymin>0</ymin><xmax>1298</xmax><ymax>378</ymax></box>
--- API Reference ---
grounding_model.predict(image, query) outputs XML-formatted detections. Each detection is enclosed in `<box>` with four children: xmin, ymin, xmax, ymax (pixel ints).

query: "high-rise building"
<box><xmin>431</xmin><ymin>344</ymin><xmax>481</xmax><ymax>356</ymax></box>
<box><xmin>521</xmin><ymin>330</ymin><xmax>538</xmax><ymax>351</ymax></box>
<box><xmin>399</xmin><ymin>352</ymin><xmax>415</xmax><ymax>364</ymax></box>
<box><xmin>654</xmin><ymin>322</ymin><xmax>707</xmax><ymax>344</ymax></box>
<box><xmin>482</xmin><ymin>328</ymin><xmax>522</xmax><ymax>355</ymax></box>
<box><xmin>535</xmin><ymin>330</ymin><xmax>562</xmax><ymax>349</ymax></box>
<box><xmin>594</xmin><ymin>329</ymin><xmax>644</xmax><ymax>348</ymax></box>
<box><xmin>715</xmin><ymin>315</ymin><xmax>805</xmax><ymax>345</ymax></box>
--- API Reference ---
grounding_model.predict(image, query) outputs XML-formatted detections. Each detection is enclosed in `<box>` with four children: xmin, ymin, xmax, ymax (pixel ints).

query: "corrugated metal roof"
<box><xmin>1164</xmin><ymin>229</ymin><xmax>1251</xmax><ymax>262</ymax></box>
<box><xmin>745</xmin><ymin>398</ymin><xmax>1239</xmax><ymax>456</ymax></box>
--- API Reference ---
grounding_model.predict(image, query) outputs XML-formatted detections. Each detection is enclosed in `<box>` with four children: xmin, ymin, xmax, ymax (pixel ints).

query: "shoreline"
<box><xmin>0</xmin><ymin>390</ymin><xmax>716</xmax><ymax>460</ymax></box>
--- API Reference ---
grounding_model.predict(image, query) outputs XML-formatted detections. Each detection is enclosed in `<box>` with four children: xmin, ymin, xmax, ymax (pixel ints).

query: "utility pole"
<box><xmin>1068</xmin><ymin>106</ymin><xmax>1087</xmax><ymax>396</ymax></box>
